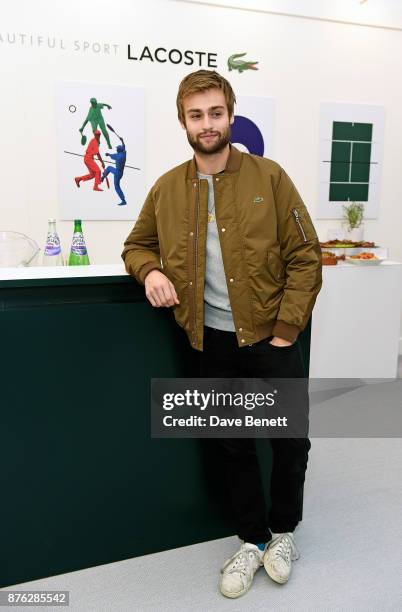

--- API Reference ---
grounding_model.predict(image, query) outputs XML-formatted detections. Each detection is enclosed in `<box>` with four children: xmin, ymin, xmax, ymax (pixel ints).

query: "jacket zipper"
<box><xmin>193</xmin><ymin>180</ymin><xmax>200</xmax><ymax>342</ymax></box>
<box><xmin>291</xmin><ymin>208</ymin><xmax>307</xmax><ymax>242</ymax></box>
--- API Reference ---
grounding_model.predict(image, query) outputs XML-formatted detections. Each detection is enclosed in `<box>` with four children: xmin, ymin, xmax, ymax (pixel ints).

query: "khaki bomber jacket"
<box><xmin>121</xmin><ymin>145</ymin><xmax>322</xmax><ymax>351</ymax></box>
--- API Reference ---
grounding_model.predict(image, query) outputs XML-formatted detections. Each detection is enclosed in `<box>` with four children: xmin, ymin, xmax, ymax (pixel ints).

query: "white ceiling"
<box><xmin>176</xmin><ymin>0</ymin><xmax>402</xmax><ymax>30</ymax></box>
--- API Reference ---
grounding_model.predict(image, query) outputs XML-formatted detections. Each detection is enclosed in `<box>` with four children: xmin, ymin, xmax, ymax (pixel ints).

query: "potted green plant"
<box><xmin>342</xmin><ymin>201</ymin><xmax>364</xmax><ymax>241</ymax></box>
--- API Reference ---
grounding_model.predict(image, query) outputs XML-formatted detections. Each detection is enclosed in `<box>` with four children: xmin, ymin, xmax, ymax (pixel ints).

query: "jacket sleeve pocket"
<box><xmin>290</xmin><ymin>206</ymin><xmax>318</xmax><ymax>243</ymax></box>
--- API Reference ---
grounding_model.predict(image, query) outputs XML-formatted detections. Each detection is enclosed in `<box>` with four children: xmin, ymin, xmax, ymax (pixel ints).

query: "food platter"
<box><xmin>320</xmin><ymin>240</ymin><xmax>387</xmax><ymax>265</ymax></box>
<box><xmin>319</xmin><ymin>240</ymin><xmax>376</xmax><ymax>249</ymax></box>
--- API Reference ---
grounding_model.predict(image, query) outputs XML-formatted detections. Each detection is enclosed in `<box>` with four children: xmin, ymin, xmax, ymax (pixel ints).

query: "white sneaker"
<box><xmin>219</xmin><ymin>542</ymin><xmax>264</xmax><ymax>598</ymax></box>
<box><xmin>263</xmin><ymin>532</ymin><xmax>300</xmax><ymax>584</ymax></box>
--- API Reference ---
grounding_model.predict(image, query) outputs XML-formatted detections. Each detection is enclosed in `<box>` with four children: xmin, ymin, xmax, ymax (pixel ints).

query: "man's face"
<box><xmin>181</xmin><ymin>88</ymin><xmax>234</xmax><ymax>155</ymax></box>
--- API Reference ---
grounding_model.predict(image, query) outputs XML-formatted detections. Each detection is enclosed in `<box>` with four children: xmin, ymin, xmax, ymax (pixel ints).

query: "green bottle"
<box><xmin>68</xmin><ymin>219</ymin><xmax>90</xmax><ymax>265</ymax></box>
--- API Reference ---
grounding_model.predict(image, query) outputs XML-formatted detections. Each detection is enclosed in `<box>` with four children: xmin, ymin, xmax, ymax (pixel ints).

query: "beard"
<box><xmin>186</xmin><ymin>124</ymin><xmax>231</xmax><ymax>155</ymax></box>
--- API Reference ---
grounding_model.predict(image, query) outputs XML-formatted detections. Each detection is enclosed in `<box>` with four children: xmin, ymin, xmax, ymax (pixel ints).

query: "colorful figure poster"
<box><xmin>55</xmin><ymin>82</ymin><xmax>145</xmax><ymax>220</ymax></box>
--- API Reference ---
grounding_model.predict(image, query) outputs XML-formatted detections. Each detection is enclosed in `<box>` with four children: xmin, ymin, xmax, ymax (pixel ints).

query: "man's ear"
<box><xmin>229</xmin><ymin>113</ymin><xmax>235</xmax><ymax>125</ymax></box>
<box><xmin>180</xmin><ymin>119</ymin><xmax>187</xmax><ymax>131</ymax></box>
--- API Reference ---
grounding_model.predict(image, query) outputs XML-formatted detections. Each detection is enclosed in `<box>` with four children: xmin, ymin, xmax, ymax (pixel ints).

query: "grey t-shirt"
<box><xmin>197</xmin><ymin>172</ymin><xmax>236</xmax><ymax>332</ymax></box>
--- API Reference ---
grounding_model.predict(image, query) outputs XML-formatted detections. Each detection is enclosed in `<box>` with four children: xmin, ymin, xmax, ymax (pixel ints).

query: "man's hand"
<box><xmin>269</xmin><ymin>336</ymin><xmax>294</xmax><ymax>347</ymax></box>
<box><xmin>145</xmin><ymin>270</ymin><xmax>180</xmax><ymax>307</ymax></box>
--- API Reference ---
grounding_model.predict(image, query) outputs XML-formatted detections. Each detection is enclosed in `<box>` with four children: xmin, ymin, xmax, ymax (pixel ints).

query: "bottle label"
<box><xmin>71</xmin><ymin>233</ymin><xmax>88</xmax><ymax>256</ymax></box>
<box><xmin>44</xmin><ymin>233</ymin><xmax>61</xmax><ymax>256</ymax></box>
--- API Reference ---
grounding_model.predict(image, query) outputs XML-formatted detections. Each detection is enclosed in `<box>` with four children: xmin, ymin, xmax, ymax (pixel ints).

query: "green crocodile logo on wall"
<box><xmin>228</xmin><ymin>53</ymin><xmax>259</xmax><ymax>73</ymax></box>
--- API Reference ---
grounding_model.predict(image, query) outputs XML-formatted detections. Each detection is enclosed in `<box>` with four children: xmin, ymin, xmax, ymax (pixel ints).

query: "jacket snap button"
<box><xmin>239</xmin><ymin>327</ymin><xmax>243</xmax><ymax>332</ymax></box>
<box><xmin>189</xmin><ymin>231</ymin><xmax>194</xmax><ymax>236</ymax></box>
<box><xmin>221</xmin><ymin>227</ymin><xmax>226</xmax><ymax>232</ymax></box>
<box><xmin>241</xmin><ymin>338</ymin><xmax>245</xmax><ymax>343</ymax></box>
<box><xmin>229</xmin><ymin>278</ymin><xmax>234</xmax><ymax>282</ymax></box>
<box><xmin>215</xmin><ymin>177</ymin><xmax>219</xmax><ymax>182</ymax></box>
<box><xmin>189</xmin><ymin>281</ymin><xmax>193</xmax><ymax>285</ymax></box>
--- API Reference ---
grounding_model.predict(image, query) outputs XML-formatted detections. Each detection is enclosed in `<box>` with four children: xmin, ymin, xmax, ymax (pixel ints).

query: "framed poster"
<box><xmin>317</xmin><ymin>102</ymin><xmax>385</xmax><ymax>219</ymax></box>
<box><xmin>231</xmin><ymin>96</ymin><xmax>275</xmax><ymax>158</ymax></box>
<box><xmin>55</xmin><ymin>81</ymin><xmax>145</xmax><ymax>220</ymax></box>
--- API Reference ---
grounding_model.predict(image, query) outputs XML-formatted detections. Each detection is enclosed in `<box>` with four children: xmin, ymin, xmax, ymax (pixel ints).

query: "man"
<box><xmin>121</xmin><ymin>70</ymin><xmax>322</xmax><ymax>598</ymax></box>
<box><xmin>75</xmin><ymin>129</ymin><xmax>105</xmax><ymax>192</ymax></box>
<box><xmin>102</xmin><ymin>135</ymin><xmax>127</xmax><ymax>205</ymax></box>
<box><xmin>79</xmin><ymin>97</ymin><xmax>112</xmax><ymax>149</ymax></box>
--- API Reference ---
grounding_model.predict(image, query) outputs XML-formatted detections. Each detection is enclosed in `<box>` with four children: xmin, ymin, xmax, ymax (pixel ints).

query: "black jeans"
<box><xmin>199</xmin><ymin>325</ymin><xmax>311</xmax><ymax>544</ymax></box>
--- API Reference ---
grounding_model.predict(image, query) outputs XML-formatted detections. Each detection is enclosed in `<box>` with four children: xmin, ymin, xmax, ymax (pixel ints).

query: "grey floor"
<box><xmin>4</xmin><ymin>358</ymin><xmax>402</xmax><ymax>611</ymax></box>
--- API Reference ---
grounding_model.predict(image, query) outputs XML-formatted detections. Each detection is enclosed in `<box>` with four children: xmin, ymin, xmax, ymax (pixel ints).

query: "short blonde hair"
<box><xmin>176</xmin><ymin>70</ymin><xmax>236</xmax><ymax>124</ymax></box>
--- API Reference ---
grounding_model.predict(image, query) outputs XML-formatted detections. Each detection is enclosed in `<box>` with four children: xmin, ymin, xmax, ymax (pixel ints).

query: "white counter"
<box><xmin>310</xmin><ymin>260</ymin><xmax>402</xmax><ymax>378</ymax></box>
<box><xmin>1</xmin><ymin>260</ymin><xmax>401</xmax><ymax>378</ymax></box>
<box><xmin>0</xmin><ymin>263</ymin><xmax>128</xmax><ymax>281</ymax></box>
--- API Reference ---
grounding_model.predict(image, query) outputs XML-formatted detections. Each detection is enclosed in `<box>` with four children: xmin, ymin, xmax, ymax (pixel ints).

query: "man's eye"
<box><xmin>191</xmin><ymin>115</ymin><xmax>201</xmax><ymax>119</ymax></box>
<box><xmin>212</xmin><ymin>113</ymin><xmax>222</xmax><ymax>117</ymax></box>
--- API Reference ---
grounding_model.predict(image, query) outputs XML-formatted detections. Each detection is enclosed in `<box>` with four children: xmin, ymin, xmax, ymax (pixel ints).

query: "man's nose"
<box><xmin>200</xmin><ymin>115</ymin><xmax>213</xmax><ymax>131</ymax></box>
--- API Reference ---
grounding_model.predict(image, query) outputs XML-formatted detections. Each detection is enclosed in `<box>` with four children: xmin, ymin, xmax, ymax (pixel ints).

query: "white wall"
<box><xmin>1</xmin><ymin>0</ymin><xmax>401</xmax><ymax>272</ymax></box>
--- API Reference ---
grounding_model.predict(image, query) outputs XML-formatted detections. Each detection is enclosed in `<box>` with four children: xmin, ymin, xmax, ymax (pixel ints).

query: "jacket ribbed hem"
<box><xmin>192</xmin><ymin>319</ymin><xmax>301</xmax><ymax>351</ymax></box>
<box><xmin>271</xmin><ymin>320</ymin><xmax>301</xmax><ymax>343</ymax></box>
<box><xmin>138</xmin><ymin>262</ymin><xmax>162</xmax><ymax>285</ymax></box>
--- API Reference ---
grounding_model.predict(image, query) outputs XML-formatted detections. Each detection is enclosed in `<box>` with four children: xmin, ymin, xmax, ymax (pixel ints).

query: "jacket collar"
<box><xmin>186</xmin><ymin>144</ymin><xmax>243</xmax><ymax>180</ymax></box>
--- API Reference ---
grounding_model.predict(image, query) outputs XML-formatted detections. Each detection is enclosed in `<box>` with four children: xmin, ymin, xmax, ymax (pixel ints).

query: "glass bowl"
<box><xmin>0</xmin><ymin>231</ymin><xmax>40</xmax><ymax>267</ymax></box>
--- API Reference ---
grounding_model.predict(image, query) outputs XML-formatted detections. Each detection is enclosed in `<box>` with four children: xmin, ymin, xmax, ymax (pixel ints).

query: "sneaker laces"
<box><xmin>269</xmin><ymin>534</ymin><xmax>299</xmax><ymax>564</ymax></box>
<box><xmin>221</xmin><ymin>544</ymin><xmax>261</xmax><ymax>577</ymax></box>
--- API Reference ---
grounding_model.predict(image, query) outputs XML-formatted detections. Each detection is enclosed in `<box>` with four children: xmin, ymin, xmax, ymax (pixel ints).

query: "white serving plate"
<box><xmin>345</xmin><ymin>256</ymin><xmax>385</xmax><ymax>266</ymax></box>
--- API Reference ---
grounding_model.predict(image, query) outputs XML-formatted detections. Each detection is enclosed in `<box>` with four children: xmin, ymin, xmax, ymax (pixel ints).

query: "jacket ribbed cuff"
<box><xmin>272</xmin><ymin>320</ymin><xmax>300</xmax><ymax>344</ymax></box>
<box><xmin>138</xmin><ymin>262</ymin><xmax>162</xmax><ymax>285</ymax></box>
